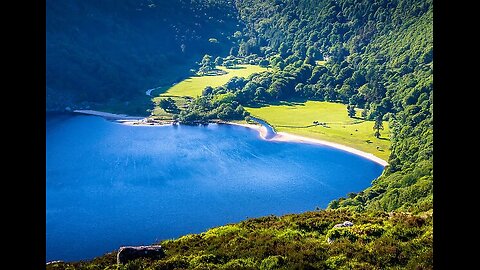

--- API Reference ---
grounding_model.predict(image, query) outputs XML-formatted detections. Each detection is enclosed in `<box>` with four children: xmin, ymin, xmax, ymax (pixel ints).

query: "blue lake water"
<box><xmin>46</xmin><ymin>113</ymin><xmax>384</xmax><ymax>262</ymax></box>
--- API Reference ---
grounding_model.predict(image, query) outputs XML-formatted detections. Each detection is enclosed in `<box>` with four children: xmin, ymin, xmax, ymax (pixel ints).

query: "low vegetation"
<box><xmin>47</xmin><ymin>209</ymin><xmax>432</xmax><ymax>269</ymax></box>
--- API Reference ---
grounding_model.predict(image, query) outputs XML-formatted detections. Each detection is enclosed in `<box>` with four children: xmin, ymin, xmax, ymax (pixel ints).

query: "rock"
<box><xmin>333</xmin><ymin>221</ymin><xmax>354</xmax><ymax>228</ymax></box>
<box><xmin>343</xmin><ymin>221</ymin><xmax>354</xmax><ymax>226</ymax></box>
<box><xmin>117</xmin><ymin>245</ymin><xmax>164</xmax><ymax>264</ymax></box>
<box><xmin>46</xmin><ymin>260</ymin><xmax>63</xmax><ymax>265</ymax></box>
<box><xmin>65</xmin><ymin>107</ymin><xmax>72</xmax><ymax>111</ymax></box>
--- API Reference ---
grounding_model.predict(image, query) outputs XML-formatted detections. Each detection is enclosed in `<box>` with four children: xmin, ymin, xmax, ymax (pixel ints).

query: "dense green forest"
<box><xmin>179</xmin><ymin>0</ymin><xmax>433</xmax><ymax>214</ymax></box>
<box><xmin>46</xmin><ymin>0</ymin><xmax>242</xmax><ymax>113</ymax></box>
<box><xmin>46</xmin><ymin>0</ymin><xmax>433</xmax><ymax>268</ymax></box>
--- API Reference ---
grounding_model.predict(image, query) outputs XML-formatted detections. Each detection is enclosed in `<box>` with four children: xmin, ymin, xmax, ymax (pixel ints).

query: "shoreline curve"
<box><xmin>72</xmin><ymin>110</ymin><xmax>388</xmax><ymax>166</ymax></box>
<box><xmin>227</xmin><ymin>122</ymin><xmax>388</xmax><ymax>167</ymax></box>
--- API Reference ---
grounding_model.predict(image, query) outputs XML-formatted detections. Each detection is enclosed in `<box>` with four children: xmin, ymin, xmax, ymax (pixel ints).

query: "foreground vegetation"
<box><xmin>47</xmin><ymin>209</ymin><xmax>432</xmax><ymax>269</ymax></box>
<box><xmin>246</xmin><ymin>101</ymin><xmax>391</xmax><ymax>161</ymax></box>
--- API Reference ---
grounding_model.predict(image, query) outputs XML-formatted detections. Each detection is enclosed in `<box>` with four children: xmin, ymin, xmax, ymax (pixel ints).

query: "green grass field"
<box><xmin>158</xmin><ymin>65</ymin><xmax>268</xmax><ymax>98</ymax></box>
<box><xmin>152</xmin><ymin>64</ymin><xmax>268</xmax><ymax>118</ymax></box>
<box><xmin>245</xmin><ymin>101</ymin><xmax>391</xmax><ymax>161</ymax></box>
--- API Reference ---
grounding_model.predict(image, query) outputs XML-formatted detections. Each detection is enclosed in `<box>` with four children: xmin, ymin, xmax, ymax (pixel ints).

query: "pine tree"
<box><xmin>373</xmin><ymin>115</ymin><xmax>384</xmax><ymax>138</ymax></box>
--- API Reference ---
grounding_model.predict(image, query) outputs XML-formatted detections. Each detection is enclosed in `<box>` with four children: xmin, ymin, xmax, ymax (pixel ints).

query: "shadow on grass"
<box><xmin>245</xmin><ymin>98</ymin><xmax>309</xmax><ymax>108</ymax></box>
<box><xmin>276</xmin><ymin>123</ymin><xmax>330</xmax><ymax>129</ymax></box>
<box><xmin>225</xmin><ymin>66</ymin><xmax>247</xmax><ymax>70</ymax></box>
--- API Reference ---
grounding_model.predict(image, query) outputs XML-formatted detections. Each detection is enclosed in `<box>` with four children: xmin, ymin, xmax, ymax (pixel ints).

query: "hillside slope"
<box><xmin>46</xmin><ymin>0</ymin><xmax>242</xmax><ymax>112</ymax></box>
<box><xmin>45</xmin><ymin>0</ymin><xmax>433</xmax><ymax>268</ymax></box>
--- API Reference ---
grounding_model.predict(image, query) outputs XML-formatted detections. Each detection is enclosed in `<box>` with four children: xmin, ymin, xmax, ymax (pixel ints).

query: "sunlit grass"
<box><xmin>152</xmin><ymin>64</ymin><xmax>269</xmax><ymax>117</ymax></box>
<box><xmin>245</xmin><ymin>101</ymin><xmax>391</xmax><ymax>161</ymax></box>
<box><xmin>157</xmin><ymin>65</ymin><xmax>268</xmax><ymax>98</ymax></box>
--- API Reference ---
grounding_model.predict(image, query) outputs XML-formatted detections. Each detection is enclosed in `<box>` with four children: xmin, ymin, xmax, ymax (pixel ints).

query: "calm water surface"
<box><xmin>46</xmin><ymin>113</ymin><xmax>383</xmax><ymax>261</ymax></box>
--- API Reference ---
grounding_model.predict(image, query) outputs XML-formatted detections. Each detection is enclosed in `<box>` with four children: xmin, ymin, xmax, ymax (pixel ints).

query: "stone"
<box><xmin>117</xmin><ymin>245</ymin><xmax>165</xmax><ymax>264</ymax></box>
<box><xmin>333</xmin><ymin>221</ymin><xmax>354</xmax><ymax>228</ymax></box>
<box><xmin>46</xmin><ymin>260</ymin><xmax>63</xmax><ymax>265</ymax></box>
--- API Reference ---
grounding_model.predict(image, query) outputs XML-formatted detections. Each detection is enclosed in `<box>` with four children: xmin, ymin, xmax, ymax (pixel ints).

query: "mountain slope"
<box><xmin>46</xmin><ymin>0</ymin><xmax>242</xmax><ymax>112</ymax></box>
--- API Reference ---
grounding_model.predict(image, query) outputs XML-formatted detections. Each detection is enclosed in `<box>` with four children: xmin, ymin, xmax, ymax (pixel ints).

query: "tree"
<box><xmin>347</xmin><ymin>104</ymin><xmax>356</xmax><ymax>118</ymax></box>
<box><xmin>159</xmin><ymin>98</ymin><xmax>178</xmax><ymax>113</ymax></box>
<box><xmin>373</xmin><ymin>115</ymin><xmax>384</xmax><ymax>138</ymax></box>
<box><xmin>279</xmin><ymin>42</ymin><xmax>289</xmax><ymax>57</ymax></box>
<box><xmin>224</xmin><ymin>59</ymin><xmax>236</xmax><ymax>68</ymax></box>
<box><xmin>254</xmin><ymin>86</ymin><xmax>267</xmax><ymax>102</ymax></box>
<box><xmin>259</xmin><ymin>59</ymin><xmax>269</xmax><ymax>68</ymax></box>
<box><xmin>198</xmin><ymin>54</ymin><xmax>215</xmax><ymax>75</ymax></box>
<box><xmin>202</xmin><ymin>86</ymin><xmax>214</xmax><ymax>96</ymax></box>
<box><xmin>214</xmin><ymin>57</ymin><xmax>223</xmax><ymax>66</ymax></box>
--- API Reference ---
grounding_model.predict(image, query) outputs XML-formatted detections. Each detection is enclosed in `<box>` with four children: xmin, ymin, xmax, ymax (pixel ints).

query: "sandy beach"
<box><xmin>224</xmin><ymin>122</ymin><xmax>269</xmax><ymax>139</ymax></box>
<box><xmin>74</xmin><ymin>110</ymin><xmax>144</xmax><ymax>120</ymax></box>
<box><xmin>73</xmin><ymin>110</ymin><xmax>388</xmax><ymax>166</ymax></box>
<box><xmin>273</xmin><ymin>132</ymin><xmax>388</xmax><ymax>166</ymax></box>
<box><xmin>73</xmin><ymin>110</ymin><xmax>171</xmax><ymax>126</ymax></box>
<box><xmin>227</xmin><ymin>122</ymin><xmax>388</xmax><ymax>167</ymax></box>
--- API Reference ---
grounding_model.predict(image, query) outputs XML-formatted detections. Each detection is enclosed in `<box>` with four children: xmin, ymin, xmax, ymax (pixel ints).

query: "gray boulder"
<box><xmin>117</xmin><ymin>245</ymin><xmax>165</xmax><ymax>264</ymax></box>
<box><xmin>333</xmin><ymin>221</ymin><xmax>354</xmax><ymax>228</ymax></box>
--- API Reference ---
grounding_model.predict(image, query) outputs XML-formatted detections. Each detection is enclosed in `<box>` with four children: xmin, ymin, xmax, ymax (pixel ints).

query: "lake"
<box><xmin>46</xmin><ymin>113</ymin><xmax>384</xmax><ymax>262</ymax></box>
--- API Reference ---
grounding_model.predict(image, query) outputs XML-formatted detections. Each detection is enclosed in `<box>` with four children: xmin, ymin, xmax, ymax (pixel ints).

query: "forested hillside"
<box><xmin>46</xmin><ymin>0</ymin><xmax>433</xmax><ymax>268</ymax></box>
<box><xmin>178</xmin><ymin>0</ymin><xmax>433</xmax><ymax>213</ymax></box>
<box><xmin>46</xmin><ymin>0</ymin><xmax>241</xmax><ymax>113</ymax></box>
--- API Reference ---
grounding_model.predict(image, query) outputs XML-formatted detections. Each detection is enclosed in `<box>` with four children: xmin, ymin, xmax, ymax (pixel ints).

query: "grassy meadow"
<box><xmin>151</xmin><ymin>64</ymin><xmax>268</xmax><ymax>118</ymax></box>
<box><xmin>150</xmin><ymin>64</ymin><xmax>390</xmax><ymax>160</ymax></box>
<box><xmin>157</xmin><ymin>65</ymin><xmax>268</xmax><ymax>98</ymax></box>
<box><xmin>245</xmin><ymin>101</ymin><xmax>391</xmax><ymax>161</ymax></box>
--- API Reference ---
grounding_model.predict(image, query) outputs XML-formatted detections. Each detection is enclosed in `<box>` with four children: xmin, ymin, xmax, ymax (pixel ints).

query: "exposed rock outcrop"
<box><xmin>117</xmin><ymin>245</ymin><xmax>165</xmax><ymax>264</ymax></box>
<box><xmin>333</xmin><ymin>221</ymin><xmax>353</xmax><ymax>228</ymax></box>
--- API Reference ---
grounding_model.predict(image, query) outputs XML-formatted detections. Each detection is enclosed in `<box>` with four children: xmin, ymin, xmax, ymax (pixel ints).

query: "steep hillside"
<box><xmin>45</xmin><ymin>0</ymin><xmax>433</xmax><ymax>268</ymax></box>
<box><xmin>177</xmin><ymin>0</ymin><xmax>433</xmax><ymax>212</ymax></box>
<box><xmin>47</xmin><ymin>210</ymin><xmax>432</xmax><ymax>269</ymax></box>
<box><xmin>46</xmin><ymin>0</ymin><xmax>242</xmax><ymax>113</ymax></box>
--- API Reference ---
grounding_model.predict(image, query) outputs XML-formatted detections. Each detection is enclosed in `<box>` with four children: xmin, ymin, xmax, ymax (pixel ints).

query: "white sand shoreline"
<box><xmin>72</xmin><ymin>110</ymin><xmax>388</xmax><ymax>166</ymax></box>
<box><xmin>73</xmin><ymin>110</ymin><xmax>171</xmax><ymax>126</ymax></box>
<box><xmin>73</xmin><ymin>110</ymin><xmax>144</xmax><ymax>120</ymax></box>
<box><xmin>226</xmin><ymin>122</ymin><xmax>388</xmax><ymax>167</ymax></box>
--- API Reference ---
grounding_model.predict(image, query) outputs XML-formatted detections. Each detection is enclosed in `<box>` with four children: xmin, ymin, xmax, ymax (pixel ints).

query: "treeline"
<box><xmin>46</xmin><ymin>0</ymin><xmax>242</xmax><ymax>111</ymax></box>
<box><xmin>178</xmin><ymin>0</ymin><xmax>433</xmax><ymax>213</ymax></box>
